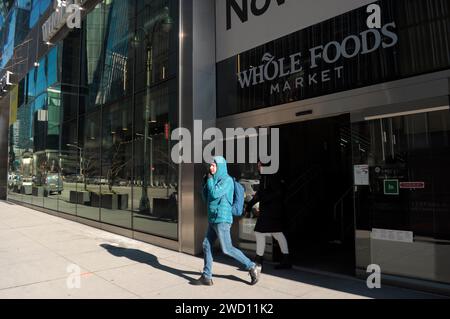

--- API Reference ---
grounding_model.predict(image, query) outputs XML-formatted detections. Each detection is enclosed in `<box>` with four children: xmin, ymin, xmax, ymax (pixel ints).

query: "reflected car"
<box><xmin>21</xmin><ymin>176</ymin><xmax>33</xmax><ymax>186</ymax></box>
<box><xmin>90</xmin><ymin>177</ymin><xmax>108</xmax><ymax>185</ymax></box>
<box><xmin>239</xmin><ymin>179</ymin><xmax>260</xmax><ymax>219</ymax></box>
<box><xmin>115</xmin><ymin>179</ymin><xmax>129</xmax><ymax>187</ymax></box>
<box><xmin>239</xmin><ymin>179</ymin><xmax>260</xmax><ymax>200</ymax></box>
<box><xmin>237</xmin><ymin>179</ymin><xmax>260</xmax><ymax>239</ymax></box>
<box><xmin>44</xmin><ymin>173</ymin><xmax>64</xmax><ymax>195</ymax></box>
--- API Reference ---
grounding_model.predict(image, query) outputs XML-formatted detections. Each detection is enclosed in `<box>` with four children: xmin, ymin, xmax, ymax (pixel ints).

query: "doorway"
<box><xmin>275</xmin><ymin>114</ymin><xmax>356</xmax><ymax>275</ymax></box>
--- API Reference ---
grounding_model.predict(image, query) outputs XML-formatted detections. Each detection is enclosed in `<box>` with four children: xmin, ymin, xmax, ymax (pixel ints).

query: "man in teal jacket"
<box><xmin>192</xmin><ymin>156</ymin><xmax>260</xmax><ymax>286</ymax></box>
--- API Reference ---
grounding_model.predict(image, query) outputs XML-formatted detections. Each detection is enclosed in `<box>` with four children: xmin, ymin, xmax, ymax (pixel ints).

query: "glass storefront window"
<box><xmin>8</xmin><ymin>0</ymin><xmax>179</xmax><ymax>241</ymax></box>
<box><xmin>100</xmin><ymin>99</ymin><xmax>133</xmax><ymax>229</ymax></box>
<box><xmin>133</xmin><ymin>84</ymin><xmax>178</xmax><ymax>240</ymax></box>
<box><xmin>353</xmin><ymin>109</ymin><xmax>450</xmax><ymax>284</ymax></box>
<box><xmin>59</xmin><ymin>117</ymin><xmax>78</xmax><ymax>216</ymax></box>
<box><xmin>76</xmin><ymin>112</ymin><xmax>102</xmax><ymax>221</ymax></box>
<box><xmin>226</xmin><ymin>137</ymin><xmax>264</xmax><ymax>255</ymax></box>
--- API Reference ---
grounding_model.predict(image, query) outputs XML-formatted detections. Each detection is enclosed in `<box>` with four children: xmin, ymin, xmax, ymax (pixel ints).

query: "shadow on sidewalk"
<box><xmin>272</xmin><ymin>267</ymin><xmax>445</xmax><ymax>299</ymax></box>
<box><xmin>100</xmin><ymin>244</ymin><xmax>250</xmax><ymax>286</ymax></box>
<box><xmin>208</xmin><ymin>255</ymin><xmax>444</xmax><ymax>299</ymax></box>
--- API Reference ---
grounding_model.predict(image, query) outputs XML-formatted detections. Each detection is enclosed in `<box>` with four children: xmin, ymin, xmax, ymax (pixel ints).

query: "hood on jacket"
<box><xmin>213</xmin><ymin>156</ymin><xmax>229</xmax><ymax>181</ymax></box>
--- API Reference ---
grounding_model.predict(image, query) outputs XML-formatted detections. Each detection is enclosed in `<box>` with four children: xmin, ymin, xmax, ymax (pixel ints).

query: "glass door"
<box><xmin>352</xmin><ymin>107</ymin><xmax>450</xmax><ymax>283</ymax></box>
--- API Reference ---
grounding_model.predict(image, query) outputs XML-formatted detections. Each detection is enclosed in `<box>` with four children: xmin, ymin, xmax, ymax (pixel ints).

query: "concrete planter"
<box><xmin>32</xmin><ymin>186</ymin><xmax>45</xmax><ymax>197</ymax></box>
<box><xmin>21</xmin><ymin>185</ymin><xmax>32</xmax><ymax>195</ymax></box>
<box><xmin>69</xmin><ymin>191</ymin><xmax>90</xmax><ymax>204</ymax></box>
<box><xmin>118</xmin><ymin>194</ymin><xmax>129</xmax><ymax>210</ymax></box>
<box><xmin>90</xmin><ymin>192</ymin><xmax>101</xmax><ymax>208</ymax></box>
<box><xmin>88</xmin><ymin>192</ymin><xmax>128</xmax><ymax>210</ymax></box>
<box><xmin>100</xmin><ymin>193</ymin><xmax>118</xmax><ymax>210</ymax></box>
<box><xmin>153</xmin><ymin>197</ymin><xmax>177</xmax><ymax>220</ymax></box>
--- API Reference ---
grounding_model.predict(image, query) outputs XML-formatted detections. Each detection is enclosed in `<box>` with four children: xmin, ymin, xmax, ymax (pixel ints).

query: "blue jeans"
<box><xmin>202</xmin><ymin>223</ymin><xmax>256</xmax><ymax>280</ymax></box>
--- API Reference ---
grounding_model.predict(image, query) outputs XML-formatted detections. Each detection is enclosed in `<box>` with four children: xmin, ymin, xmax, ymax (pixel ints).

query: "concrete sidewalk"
<box><xmin>0</xmin><ymin>201</ymin><xmax>444</xmax><ymax>299</ymax></box>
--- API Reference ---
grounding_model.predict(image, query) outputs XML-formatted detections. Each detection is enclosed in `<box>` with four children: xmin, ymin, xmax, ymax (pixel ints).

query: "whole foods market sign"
<box><xmin>237</xmin><ymin>22</ymin><xmax>398</xmax><ymax>94</ymax></box>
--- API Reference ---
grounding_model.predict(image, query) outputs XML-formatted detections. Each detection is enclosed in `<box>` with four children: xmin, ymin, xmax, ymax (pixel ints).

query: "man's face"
<box><xmin>209</xmin><ymin>163</ymin><xmax>217</xmax><ymax>175</ymax></box>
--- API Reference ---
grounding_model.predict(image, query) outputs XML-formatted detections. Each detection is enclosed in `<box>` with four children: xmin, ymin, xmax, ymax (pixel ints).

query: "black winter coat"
<box><xmin>246</xmin><ymin>173</ymin><xmax>285</xmax><ymax>233</ymax></box>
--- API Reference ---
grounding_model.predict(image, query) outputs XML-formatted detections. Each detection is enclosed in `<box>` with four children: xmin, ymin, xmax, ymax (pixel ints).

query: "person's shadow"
<box><xmin>100</xmin><ymin>244</ymin><xmax>249</xmax><ymax>285</ymax></box>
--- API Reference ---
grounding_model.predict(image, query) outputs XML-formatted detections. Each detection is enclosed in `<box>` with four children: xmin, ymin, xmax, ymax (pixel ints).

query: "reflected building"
<box><xmin>1</xmin><ymin>0</ymin><xmax>180</xmax><ymax>238</ymax></box>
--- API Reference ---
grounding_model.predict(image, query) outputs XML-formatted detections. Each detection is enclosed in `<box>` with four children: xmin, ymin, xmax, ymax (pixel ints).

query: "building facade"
<box><xmin>0</xmin><ymin>0</ymin><xmax>449</xmax><ymax>294</ymax></box>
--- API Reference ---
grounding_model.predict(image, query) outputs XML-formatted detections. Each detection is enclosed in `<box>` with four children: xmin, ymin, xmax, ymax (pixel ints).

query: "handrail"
<box><xmin>289</xmin><ymin>164</ymin><xmax>321</xmax><ymax>187</ymax></box>
<box><xmin>340</xmin><ymin>126</ymin><xmax>371</xmax><ymax>145</ymax></box>
<box><xmin>333</xmin><ymin>186</ymin><xmax>354</xmax><ymax>244</ymax></box>
<box><xmin>284</xmin><ymin>165</ymin><xmax>322</xmax><ymax>202</ymax></box>
<box><xmin>283</xmin><ymin>166</ymin><xmax>323</xmax><ymax>229</ymax></box>
<box><xmin>333</xmin><ymin>186</ymin><xmax>354</xmax><ymax>219</ymax></box>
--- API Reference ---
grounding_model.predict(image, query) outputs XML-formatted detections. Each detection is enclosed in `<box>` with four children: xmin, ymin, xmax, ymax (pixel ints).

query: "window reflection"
<box><xmin>226</xmin><ymin>137</ymin><xmax>262</xmax><ymax>254</ymax></box>
<box><xmin>29</xmin><ymin>0</ymin><xmax>51</xmax><ymax>29</ymax></box>
<box><xmin>353</xmin><ymin>109</ymin><xmax>450</xmax><ymax>283</ymax></box>
<box><xmin>100</xmin><ymin>100</ymin><xmax>133</xmax><ymax>228</ymax></box>
<box><xmin>8</xmin><ymin>0</ymin><xmax>179</xmax><ymax>241</ymax></box>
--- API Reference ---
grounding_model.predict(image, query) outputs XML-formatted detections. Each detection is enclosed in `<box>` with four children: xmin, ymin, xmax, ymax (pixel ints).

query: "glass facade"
<box><xmin>7</xmin><ymin>0</ymin><xmax>179</xmax><ymax>240</ymax></box>
<box><xmin>352</xmin><ymin>109</ymin><xmax>450</xmax><ymax>284</ymax></box>
<box><xmin>28</xmin><ymin>0</ymin><xmax>49</xmax><ymax>29</ymax></box>
<box><xmin>215</xmin><ymin>0</ymin><xmax>450</xmax><ymax>286</ymax></box>
<box><xmin>0</xmin><ymin>0</ymin><xmax>32</xmax><ymax>69</ymax></box>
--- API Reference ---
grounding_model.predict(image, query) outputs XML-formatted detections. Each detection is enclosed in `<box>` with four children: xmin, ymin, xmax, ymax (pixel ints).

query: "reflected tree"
<box><xmin>106</xmin><ymin>139</ymin><xmax>131</xmax><ymax>193</ymax></box>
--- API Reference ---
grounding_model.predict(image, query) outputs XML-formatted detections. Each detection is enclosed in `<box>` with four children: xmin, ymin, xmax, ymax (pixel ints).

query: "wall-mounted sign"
<box><xmin>371</xmin><ymin>228</ymin><xmax>413</xmax><ymax>243</ymax></box>
<box><xmin>400</xmin><ymin>182</ymin><xmax>425</xmax><ymax>190</ymax></box>
<box><xmin>226</xmin><ymin>0</ymin><xmax>286</xmax><ymax>31</ymax></box>
<box><xmin>236</xmin><ymin>22</ymin><xmax>397</xmax><ymax>92</ymax></box>
<box><xmin>354</xmin><ymin>164</ymin><xmax>369</xmax><ymax>186</ymax></box>
<box><xmin>384</xmin><ymin>179</ymin><xmax>399</xmax><ymax>196</ymax></box>
<box><xmin>216</xmin><ymin>0</ymin><xmax>450</xmax><ymax>117</ymax></box>
<box><xmin>216</xmin><ymin>0</ymin><xmax>374</xmax><ymax>62</ymax></box>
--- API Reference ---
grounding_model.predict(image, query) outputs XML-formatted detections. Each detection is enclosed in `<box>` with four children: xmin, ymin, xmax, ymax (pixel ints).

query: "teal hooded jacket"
<box><xmin>202</xmin><ymin>156</ymin><xmax>234</xmax><ymax>225</ymax></box>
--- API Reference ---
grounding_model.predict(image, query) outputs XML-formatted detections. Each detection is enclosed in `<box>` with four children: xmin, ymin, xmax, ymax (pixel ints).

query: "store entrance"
<box><xmin>276</xmin><ymin>114</ymin><xmax>355</xmax><ymax>275</ymax></box>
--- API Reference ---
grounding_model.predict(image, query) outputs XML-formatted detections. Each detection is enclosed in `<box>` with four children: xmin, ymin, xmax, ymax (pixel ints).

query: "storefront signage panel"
<box><xmin>216</xmin><ymin>0</ymin><xmax>450</xmax><ymax>117</ymax></box>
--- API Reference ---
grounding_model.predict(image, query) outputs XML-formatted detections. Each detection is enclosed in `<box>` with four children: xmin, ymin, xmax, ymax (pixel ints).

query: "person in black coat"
<box><xmin>245</xmin><ymin>160</ymin><xmax>292</xmax><ymax>270</ymax></box>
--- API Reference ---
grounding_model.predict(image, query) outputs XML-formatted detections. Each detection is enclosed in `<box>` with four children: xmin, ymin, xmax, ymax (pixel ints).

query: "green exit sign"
<box><xmin>384</xmin><ymin>179</ymin><xmax>399</xmax><ymax>195</ymax></box>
